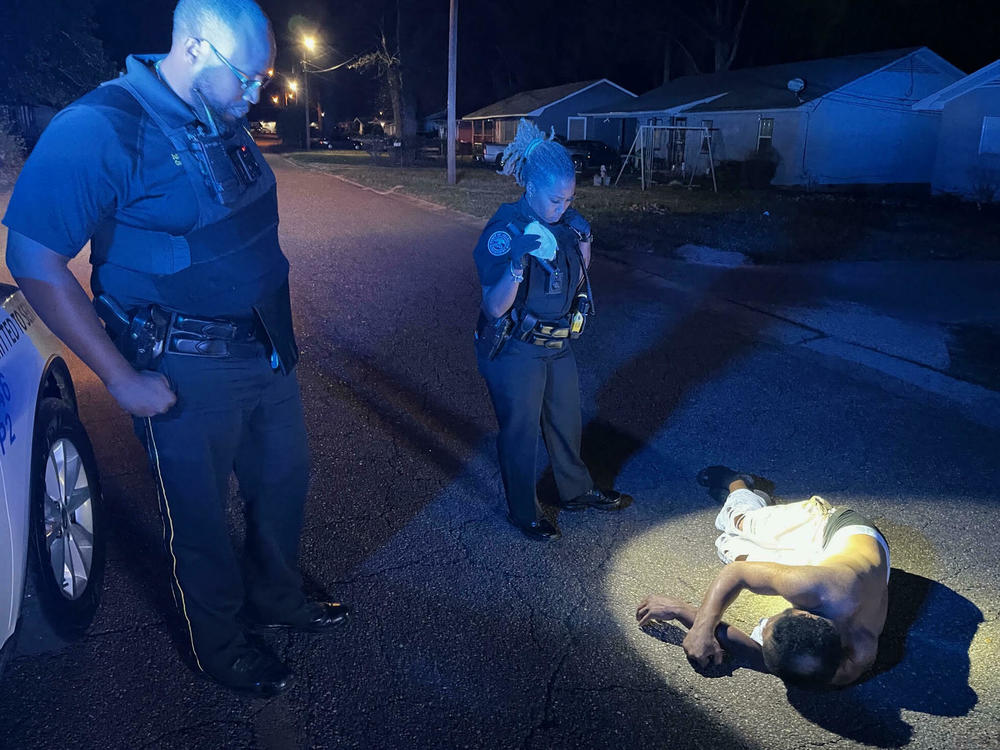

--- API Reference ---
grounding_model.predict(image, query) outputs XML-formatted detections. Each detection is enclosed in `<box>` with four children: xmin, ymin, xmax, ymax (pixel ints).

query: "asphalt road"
<box><xmin>1</xmin><ymin>158</ymin><xmax>997</xmax><ymax>749</ymax></box>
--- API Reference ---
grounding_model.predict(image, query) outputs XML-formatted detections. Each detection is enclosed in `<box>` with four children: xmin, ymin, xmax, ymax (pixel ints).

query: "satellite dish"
<box><xmin>787</xmin><ymin>77</ymin><xmax>806</xmax><ymax>93</ymax></box>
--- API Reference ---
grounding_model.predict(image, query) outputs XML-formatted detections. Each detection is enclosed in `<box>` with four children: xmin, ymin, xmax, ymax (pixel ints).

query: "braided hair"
<box><xmin>499</xmin><ymin>118</ymin><xmax>575</xmax><ymax>188</ymax></box>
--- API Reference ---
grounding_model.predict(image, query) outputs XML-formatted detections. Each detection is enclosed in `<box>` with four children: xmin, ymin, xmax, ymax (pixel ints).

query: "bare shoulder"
<box><xmin>831</xmin><ymin>630</ymin><xmax>879</xmax><ymax>686</ymax></box>
<box><xmin>735</xmin><ymin>562</ymin><xmax>833</xmax><ymax>609</ymax></box>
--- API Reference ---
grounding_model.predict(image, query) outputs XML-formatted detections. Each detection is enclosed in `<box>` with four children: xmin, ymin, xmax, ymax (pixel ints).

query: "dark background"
<box><xmin>5</xmin><ymin>1</ymin><xmax>999</xmax><ymax>122</ymax></box>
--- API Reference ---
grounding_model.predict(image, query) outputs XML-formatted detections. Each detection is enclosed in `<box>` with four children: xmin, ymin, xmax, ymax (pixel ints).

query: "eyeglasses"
<box><xmin>200</xmin><ymin>39</ymin><xmax>272</xmax><ymax>95</ymax></box>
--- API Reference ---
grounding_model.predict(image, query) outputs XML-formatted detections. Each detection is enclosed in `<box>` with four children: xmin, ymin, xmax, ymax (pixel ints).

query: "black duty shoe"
<box><xmin>208</xmin><ymin>646</ymin><xmax>292</xmax><ymax>697</ymax></box>
<box><xmin>559</xmin><ymin>488</ymin><xmax>630</xmax><ymax>511</ymax></box>
<box><xmin>508</xmin><ymin>515</ymin><xmax>562</xmax><ymax>541</ymax></box>
<box><xmin>256</xmin><ymin>602</ymin><xmax>351</xmax><ymax>634</ymax></box>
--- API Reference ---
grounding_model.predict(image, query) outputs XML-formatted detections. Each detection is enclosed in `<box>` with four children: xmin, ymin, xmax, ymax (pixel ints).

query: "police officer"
<box><xmin>3</xmin><ymin>0</ymin><xmax>347</xmax><ymax>696</ymax></box>
<box><xmin>474</xmin><ymin>119</ymin><xmax>631</xmax><ymax>541</ymax></box>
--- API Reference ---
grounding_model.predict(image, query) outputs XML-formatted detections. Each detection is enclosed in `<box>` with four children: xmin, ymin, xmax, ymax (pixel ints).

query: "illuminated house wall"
<box><xmin>585</xmin><ymin>48</ymin><xmax>966</xmax><ymax>188</ymax></box>
<box><xmin>915</xmin><ymin>59</ymin><xmax>1000</xmax><ymax>201</ymax></box>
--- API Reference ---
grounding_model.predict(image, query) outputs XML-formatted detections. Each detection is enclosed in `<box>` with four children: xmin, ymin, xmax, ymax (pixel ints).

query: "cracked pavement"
<box><xmin>1</xmin><ymin>159</ymin><xmax>997</xmax><ymax>749</ymax></box>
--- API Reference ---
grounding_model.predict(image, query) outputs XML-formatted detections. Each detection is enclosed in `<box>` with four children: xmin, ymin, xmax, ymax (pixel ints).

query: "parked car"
<box><xmin>312</xmin><ymin>135</ymin><xmax>358</xmax><ymax>150</ymax></box>
<box><xmin>562</xmin><ymin>139</ymin><xmax>621</xmax><ymax>175</ymax></box>
<box><xmin>473</xmin><ymin>142</ymin><xmax>508</xmax><ymax>169</ymax></box>
<box><xmin>0</xmin><ymin>284</ymin><xmax>105</xmax><ymax>679</ymax></box>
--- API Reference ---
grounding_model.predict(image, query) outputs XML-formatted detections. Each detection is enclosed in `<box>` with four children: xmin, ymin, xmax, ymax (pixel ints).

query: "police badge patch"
<box><xmin>487</xmin><ymin>230</ymin><xmax>512</xmax><ymax>256</ymax></box>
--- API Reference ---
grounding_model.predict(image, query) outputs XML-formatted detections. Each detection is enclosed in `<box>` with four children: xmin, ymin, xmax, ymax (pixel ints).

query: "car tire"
<box><xmin>28</xmin><ymin>397</ymin><xmax>105</xmax><ymax>640</ymax></box>
<box><xmin>494</xmin><ymin>154</ymin><xmax>503</xmax><ymax>171</ymax></box>
<box><xmin>0</xmin><ymin>611</ymin><xmax>20</xmax><ymax>679</ymax></box>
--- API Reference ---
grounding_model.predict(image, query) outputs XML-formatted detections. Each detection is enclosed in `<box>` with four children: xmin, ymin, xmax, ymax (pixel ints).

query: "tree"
<box><xmin>0</xmin><ymin>0</ymin><xmax>115</xmax><ymax>109</ymax></box>
<box><xmin>666</xmin><ymin>0</ymin><xmax>751</xmax><ymax>74</ymax></box>
<box><xmin>349</xmin><ymin>1</ymin><xmax>418</xmax><ymax>162</ymax></box>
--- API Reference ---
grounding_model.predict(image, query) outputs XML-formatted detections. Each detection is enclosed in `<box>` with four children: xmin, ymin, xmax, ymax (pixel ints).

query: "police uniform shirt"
<box><xmin>2</xmin><ymin>54</ymin><xmax>279</xmax><ymax>316</ymax></box>
<box><xmin>473</xmin><ymin>196</ymin><xmax>583</xmax><ymax>322</ymax></box>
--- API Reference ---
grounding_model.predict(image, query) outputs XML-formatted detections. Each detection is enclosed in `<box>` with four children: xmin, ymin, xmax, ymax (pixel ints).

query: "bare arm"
<box><xmin>684</xmin><ymin>562</ymin><xmax>827</xmax><ymax>667</ymax></box>
<box><xmin>7</xmin><ymin>231</ymin><xmax>176</xmax><ymax>416</ymax></box>
<box><xmin>481</xmin><ymin>268</ymin><xmax>522</xmax><ymax>319</ymax></box>
<box><xmin>636</xmin><ymin>594</ymin><xmax>766</xmax><ymax>671</ymax></box>
<box><xmin>830</xmin><ymin>633</ymin><xmax>877</xmax><ymax>686</ymax></box>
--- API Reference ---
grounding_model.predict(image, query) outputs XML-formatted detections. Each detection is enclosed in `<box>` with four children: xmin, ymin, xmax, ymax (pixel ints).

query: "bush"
<box><xmin>0</xmin><ymin>112</ymin><xmax>25</xmax><ymax>189</ymax></box>
<box><xmin>275</xmin><ymin>105</ymin><xmax>307</xmax><ymax>148</ymax></box>
<box><xmin>968</xmin><ymin>165</ymin><xmax>1000</xmax><ymax>204</ymax></box>
<box><xmin>741</xmin><ymin>145</ymin><xmax>778</xmax><ymax>189</ymax></box>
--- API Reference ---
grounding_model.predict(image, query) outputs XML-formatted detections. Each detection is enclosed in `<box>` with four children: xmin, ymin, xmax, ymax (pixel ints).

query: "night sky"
<box><xmin>87</xmin><ymin>0</ymin><xmax>1000</xmax><ymax>122</ymax></box>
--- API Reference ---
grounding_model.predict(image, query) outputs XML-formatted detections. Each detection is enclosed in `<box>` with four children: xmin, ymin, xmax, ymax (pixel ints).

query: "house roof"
<box><xmin>586</xmin><ymin>48</ymin><xmax>958</xmax><ymax>116</ymax></box>
<box><xmin>913</xmin><ymin>58</ymin><xmax>1000</xmax><ymax>110</ymax></box>
<box><xmin>463</xmin><ymin>79</ymin><xmax>634</xmax><ymax>120</ymax></box>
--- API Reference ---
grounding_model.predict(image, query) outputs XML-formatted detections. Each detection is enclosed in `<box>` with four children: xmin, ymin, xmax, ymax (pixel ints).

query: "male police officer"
<box><xmin>3</xmin><ymin>0</ymin><xmax>347</xmax><ymax>695</ymax></box>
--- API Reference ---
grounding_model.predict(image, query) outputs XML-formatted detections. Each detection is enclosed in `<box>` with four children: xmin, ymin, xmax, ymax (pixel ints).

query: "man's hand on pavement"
<box><xmin>106</xmin><ymin>369</ymin><xmax>177</xmax><ymax>417</ymax></box>
<box><xmin>636</xmin><ymin>594</ymin><xmax>689</xmax><ymax>627</ymax></box>
<box><xmin>682</xmin><ymin>627</ymin><xmax>727</xmax><ymax>669</ymax></box>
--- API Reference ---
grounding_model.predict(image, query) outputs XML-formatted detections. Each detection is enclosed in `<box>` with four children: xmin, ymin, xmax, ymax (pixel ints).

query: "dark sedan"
<box><xmin>562</xmin><ymin>139</ymin><xmax>620</xmax><ymax>174</ymax></box>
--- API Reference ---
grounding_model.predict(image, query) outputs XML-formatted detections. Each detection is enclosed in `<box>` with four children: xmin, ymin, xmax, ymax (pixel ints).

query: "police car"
<box><xmin>0</xmin><ymin>283</ymin><xmax>105</xmax><ymax>678</ymax></box>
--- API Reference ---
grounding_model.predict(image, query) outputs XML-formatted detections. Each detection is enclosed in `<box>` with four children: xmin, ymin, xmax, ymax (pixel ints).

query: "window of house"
<box><xmin>498</xmin><ymin>119</ymin><xmax>518</xmax><ymax>143</ymax></box>
<box><xmin>980</xmin><ymin>116</ymin><xmax>1000</xmax><ymax>155</ymax></box>
<box><xmin>757</xmin><ymin>117</ymin><xmax>774</xmax><ymax>152</ymax></box>
<box><xmin>700</xmin><ymin>119</ymin><xmax>713</xmax><ymax>154</ymax></box>
<box><xmin>567</xmin><ymin>117</ymin><xmax>586</xmax><ymax>140</ymax></box>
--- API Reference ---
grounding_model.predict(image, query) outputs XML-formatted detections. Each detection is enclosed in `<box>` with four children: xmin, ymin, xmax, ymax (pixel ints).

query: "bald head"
<box><xmin>159</xmin><ymin>0</ymin><xmax>274</xmax><ymax>122</ymax></box>
<box><xmin>173</xmin><ymin>0</ymin><xmax>274</xmax><ymax>63</ymax></box>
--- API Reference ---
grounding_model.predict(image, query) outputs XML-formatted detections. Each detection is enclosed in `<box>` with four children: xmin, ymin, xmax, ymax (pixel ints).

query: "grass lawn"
<box><xmin>287</xmin><ymin>150</ymin><xmax>1000</xmax><ymax>263</ymax></box>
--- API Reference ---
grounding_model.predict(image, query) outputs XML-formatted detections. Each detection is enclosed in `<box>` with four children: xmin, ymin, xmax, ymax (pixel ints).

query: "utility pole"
<box><xmin>303</xmin><ymin>60</ymin><xmax>310</xmax><ymax>151</ymax></box>
<box><xmin>447</xmin><ymin>0</ymin><xmax>458</xmax><ymax>184</ymax></box>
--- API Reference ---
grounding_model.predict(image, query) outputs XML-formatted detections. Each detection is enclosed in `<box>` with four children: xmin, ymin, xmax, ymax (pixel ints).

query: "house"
<box><xmin>914</xmin><ymin>58</ymin><xmax>1000</xmax><ymax>202</ymax></box>
<box><xmin>585</xmin><ymin>48</ymin><xmax>966</xmax><ymax>188</ymax></box>
<box><xmin>420</xmin><ymin>108</ymin><xmax>449</xmax><ymax>137</ymax></box>
<box><xmin>461</xmin><ymin>79</ymin><xmax>636</xmax><ymax>148</ymax></box>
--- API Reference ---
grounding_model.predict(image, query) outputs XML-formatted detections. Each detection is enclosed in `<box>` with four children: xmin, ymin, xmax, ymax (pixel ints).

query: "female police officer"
<box><xmin>473</xmin><ymin>119</ymin><xmax>630</xmax><ymax>541</ymax></box>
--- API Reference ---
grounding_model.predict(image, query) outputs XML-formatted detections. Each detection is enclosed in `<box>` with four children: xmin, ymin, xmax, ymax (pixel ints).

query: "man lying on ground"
<box><xmin>637</xmin><ymin>467</ymin><xmax>890</xmax><ymax>687</ymax></box>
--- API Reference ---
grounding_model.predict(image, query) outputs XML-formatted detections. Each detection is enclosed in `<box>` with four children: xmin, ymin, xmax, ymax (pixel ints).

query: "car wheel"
<box><xmin>0</xmin><ymin>612</ymin><xmax>20</xmax><ymax>679</ymax></box>
<box><xmin>494</xmin><ymin>154</ymin><xmax>504</xmax><ymax>171</ymax></box>
<box><xmin>28</xmin><ymin>397</ymin><xmax>105</xmax><ymax>640</ymax></box>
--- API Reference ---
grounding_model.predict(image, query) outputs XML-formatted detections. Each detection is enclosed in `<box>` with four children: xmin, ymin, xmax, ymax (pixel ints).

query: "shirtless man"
<box><xmin>637</xmin><ymin>468</ymin><xmax>890</xmax><ymax>686</ymax></box>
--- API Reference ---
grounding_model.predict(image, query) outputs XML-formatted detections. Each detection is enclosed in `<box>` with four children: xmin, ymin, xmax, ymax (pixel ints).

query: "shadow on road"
<box><xmin>787</xmin><ymin>570</ymin><xmax>981</xmax><ymax>747</ymax></box>
<box><xmin>534</xmin><ymin>261</ymin><xmax>819</xmax><ymax>507</ymax></box>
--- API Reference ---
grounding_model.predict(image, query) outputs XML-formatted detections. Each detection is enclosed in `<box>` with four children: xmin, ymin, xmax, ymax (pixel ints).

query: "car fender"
<box><xmin>0</xmin><ymin>285</ymin><xmax>70</xmax><ymax>647</ymax></box>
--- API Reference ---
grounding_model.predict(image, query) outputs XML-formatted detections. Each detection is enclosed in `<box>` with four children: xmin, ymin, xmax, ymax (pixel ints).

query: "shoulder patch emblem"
<box><xmin>487</xmin><ymin>230</ymin><xmax>512</xmax><ymax>256</ymax></box>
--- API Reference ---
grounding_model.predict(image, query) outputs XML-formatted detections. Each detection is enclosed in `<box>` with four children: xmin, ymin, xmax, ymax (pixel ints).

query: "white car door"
<box><xmin>0</xmin><ymin>291</ymin><xmax>48</xmax><ymax>647</ymax></box>
<box><xmin>1</xmin><ymin>459</ymin><xmax>13</xmax><ymax>642</ymax></box>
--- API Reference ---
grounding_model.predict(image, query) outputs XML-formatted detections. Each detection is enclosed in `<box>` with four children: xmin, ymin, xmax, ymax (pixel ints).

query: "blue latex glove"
<box><xmin>509</xmin><ymin>233</ymin><xmax>541</xmax><ymax>269</ymax></box>
<box><xmin>562</xmin><ymin>208</ymin><xmax>592</xmax><ymax>240</ymax></box>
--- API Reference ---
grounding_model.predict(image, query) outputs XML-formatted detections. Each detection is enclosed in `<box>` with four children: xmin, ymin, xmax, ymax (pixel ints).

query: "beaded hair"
<box><xmin>499</xmin><ymin>118</ymin><xmax>575</xmax><ymax>188</ymax></box>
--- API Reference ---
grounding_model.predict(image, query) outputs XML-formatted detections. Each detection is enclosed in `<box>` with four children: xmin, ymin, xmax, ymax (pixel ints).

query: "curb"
<box><xmin>606</xmin><ymin>252</ymin><xmax>1000</xmax><ymax>430</ymax></box>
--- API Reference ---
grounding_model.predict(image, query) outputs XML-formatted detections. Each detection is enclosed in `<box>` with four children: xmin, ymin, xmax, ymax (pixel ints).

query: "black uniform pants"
<box><xmin>479</xmin><ymin>337</ymin><xmax>593</xmax><ymax>524</ymax></box>
<box><xmin>135</xmin><ymin>347</ymin><xmax>310</xmax><ymax>674</ymax></box>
